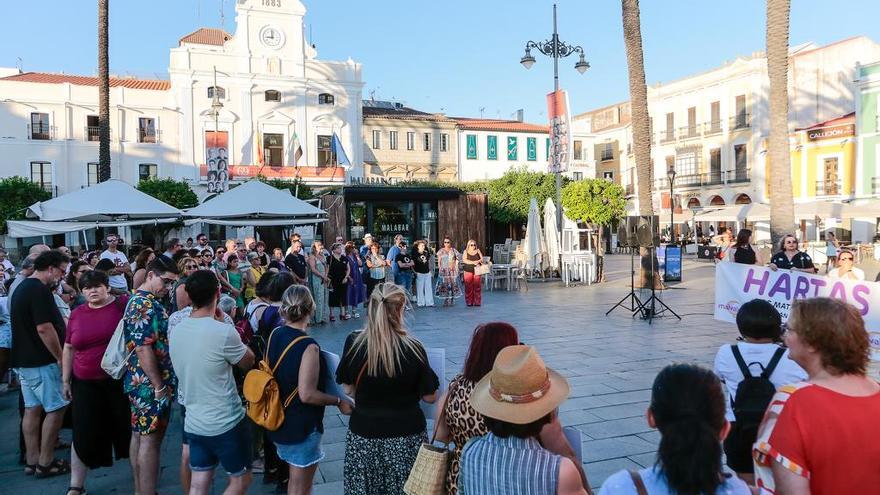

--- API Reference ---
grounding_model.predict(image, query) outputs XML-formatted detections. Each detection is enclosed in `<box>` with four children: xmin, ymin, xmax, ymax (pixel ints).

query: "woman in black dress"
<box><xmin>729</xmin><ymin>229</ymin><xmax>759</xmax><ymax>265</ymax></box>
<box><xmin>328</xmin><ymin>242</ymin><xmax>351</xmax><ymax>321</ymax></box>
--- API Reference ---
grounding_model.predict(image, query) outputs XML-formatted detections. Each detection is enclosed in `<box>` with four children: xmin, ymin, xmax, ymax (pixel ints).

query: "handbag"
<box><xmin>100</xmin><ymin>298</ymin><xmax>135</xmax><ymax>379</ymax></box>
<box><xmin>404</xmin><ymin>389</ymin><xmax>451</xmax><ymax>495</ymax></box>
<box><xmin>474</xmin><ymin>262</ymin><xmax>491</xmax><ymax>276</ymax></box>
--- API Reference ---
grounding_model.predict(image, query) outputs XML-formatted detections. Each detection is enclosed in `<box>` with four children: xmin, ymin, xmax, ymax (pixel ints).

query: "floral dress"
<box><xmin>434</xmin><ymin>248</ymin><xmax>462</xmax><ymax>301</ymax></box>
<box><xmin>444</xmin><ymin>375</ymin><xmax>487</xmax><ymax>495</ymax></box>
<box><xmin>310</xmin><ymin>255</ymin><xmax>329</xmax><ymax>324</ymax></box>
<box><xmin>122</xmin><ymin>290</ymin><xmax>175</xmax><ymax>434</ymax></box>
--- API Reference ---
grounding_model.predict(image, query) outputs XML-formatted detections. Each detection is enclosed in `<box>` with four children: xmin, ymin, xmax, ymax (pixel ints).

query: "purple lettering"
<box><xmin>768</xmin><ymin>273</ymin><xmax>791</xmax><ymax>299</ymax></box>
<box><xmin>809</xmin><ymin>277</ymin><xmax>827</xmax><ymax>297</ymax></box>
<box><xmin>852</xmin><ymin>284</ymin><xmax>871</xmax><ymax>316</ymax></box>
<box><xmin>792</xmin><ymin>276</ymin><xmax>811</xmax><ymax>300</ymax></box>
<box><xmin>743</xmin><ymin>268</ymin><xmax>770</xmax><ymax>295</ymax></box>
<box><xmin>829</xmin><ymin>282</ymin><xmax>847</xmax><ymax>302</ymax></box>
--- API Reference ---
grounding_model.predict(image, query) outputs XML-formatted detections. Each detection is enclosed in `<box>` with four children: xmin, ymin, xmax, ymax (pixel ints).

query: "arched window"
<box><xmin>207</xmin><ymin>86</ymin><xmax>226</xmax><ymax>99</ymax></box>
<box><xmin>318</xmin><ymin>93</ymin><xmax>335</xmax><ymax>105</ymax></box>
<box><xmin>264</xmin><ymin>90</ymin><xmax>281</xmax><ymax>102</ymax></box>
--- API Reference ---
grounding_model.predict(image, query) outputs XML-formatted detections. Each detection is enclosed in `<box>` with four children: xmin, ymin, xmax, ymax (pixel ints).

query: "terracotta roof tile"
<box><xmin>179</xmin><ymin>28</ymin><xmax>232</xmax><ymax>46</ymax></box>
<box><xmin>363</xmin><ymin>105</ymin><xmax>455</xmax><ymax>122</ymax></box>
<box><xmin>0</xmin><ymin>72</ymin><xmax>170</xmax><ymax>91</ymax></box>
<box><xmin>454</xmin><ymin>118</ymin><xmax>548</xmax><ymax>133</ymax></box>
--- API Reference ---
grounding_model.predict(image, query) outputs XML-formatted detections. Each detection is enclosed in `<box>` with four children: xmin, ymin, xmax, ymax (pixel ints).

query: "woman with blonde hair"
<box><xmin>336</xmin><ymin>283</ymin><xmax>440</xmax><ymax>494</ymax></box>
<box><xmin>170</xmin><ymin>256</ymin><xmax>199</xmax><ymax>313</ymax></box>
<box><xmin>461</xmin><ymin>239</ymin><xmax>485</xmax><ymax>307</ymax></box>
<box><xmin>268</xmin><ymin>284</ymin><xmax>353</xmax><ymax>495</ymax></box>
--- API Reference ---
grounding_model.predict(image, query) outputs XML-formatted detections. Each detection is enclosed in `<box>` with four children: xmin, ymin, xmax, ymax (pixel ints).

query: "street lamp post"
<box><xmin>667</xmin><ymin>165</ymin><xmax>677</xmax><ymax>245</ymax></box>
<box><xmin>520</xmin><ymin>3</ymin><xmax>589</xmax><ymax>233</ymax></box>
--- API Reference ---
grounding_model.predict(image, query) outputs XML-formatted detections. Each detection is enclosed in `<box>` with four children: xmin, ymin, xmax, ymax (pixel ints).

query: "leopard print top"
<box><xmin>444</xmin><ymin>374</ymin><xmax>488</xmax><ymax>495</ymax></box>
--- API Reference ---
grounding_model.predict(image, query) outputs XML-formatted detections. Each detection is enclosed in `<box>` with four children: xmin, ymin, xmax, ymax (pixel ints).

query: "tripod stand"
<box><xmin>606</xmin><ymin>247</ymin><xmax>642</xmax><ymax>316</ymax></box>
<box><xmin>634</xmin><ymin>246</ymin><xmax>681</xmax><ymax>324</ymax></box>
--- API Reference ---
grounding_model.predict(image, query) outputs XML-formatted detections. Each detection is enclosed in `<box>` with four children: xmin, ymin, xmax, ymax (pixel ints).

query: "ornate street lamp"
<box><xmin>520</xmin><ymin>4</ymin><xmax>589</xmax><ymax>232</ymax></box>
<box><xmin>667</xmin><ymin>164</ymin><xmax>677</xmax><ymax>244</ymax></box>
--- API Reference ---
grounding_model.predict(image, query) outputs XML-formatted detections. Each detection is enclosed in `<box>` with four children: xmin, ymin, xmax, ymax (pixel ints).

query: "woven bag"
<box><xmin>404</xmin><ymin>390</ymin><xmax>451</xmax><ymax>495</ymax></box>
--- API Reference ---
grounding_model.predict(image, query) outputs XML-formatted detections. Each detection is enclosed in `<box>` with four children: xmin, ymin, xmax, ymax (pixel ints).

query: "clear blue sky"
<box><xmin>3</xmin><ymin>0</ymin><xmax>879</xmax><ymax>122</ymax></box>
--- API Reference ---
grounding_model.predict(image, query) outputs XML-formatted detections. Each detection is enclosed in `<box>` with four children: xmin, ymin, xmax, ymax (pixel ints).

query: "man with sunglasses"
<box><xmin>100</xmin><ymin>234</ymin><xmax>131</xmax><ymax>294</ymax></box>
<box><xmin>122</xmin><ymin>256</ymin><xmax>180</xmax><ymax>495</ymax></box>
<box><xmin>828</xmin><ymin>250</ymin><xmax>864</xmax><ymax>281</ymax></box>
<box><xmin>193</xmin><ymin>233</ymin><xmax>213</xmax><ymax>257</ymax></box>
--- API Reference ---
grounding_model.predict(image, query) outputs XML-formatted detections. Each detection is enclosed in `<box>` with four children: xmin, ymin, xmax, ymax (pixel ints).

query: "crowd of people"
<box><xmin>2</xmin><ymin>229</ymin><xmax>880</xmax><ymax>495</ymax></box>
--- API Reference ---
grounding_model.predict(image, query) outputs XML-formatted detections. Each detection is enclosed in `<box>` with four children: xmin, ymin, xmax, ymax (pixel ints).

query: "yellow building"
<box><xmin>790</xmin><ymin>113</ymin><xmax>856</xmax><ymax>200</ymax></box>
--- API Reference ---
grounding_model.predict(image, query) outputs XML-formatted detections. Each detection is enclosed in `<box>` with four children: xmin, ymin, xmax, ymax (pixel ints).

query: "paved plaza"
<box><xmin>0</xmin><ymin>254</ymin><xmax>735</xmax><ymax>494</ymax></box>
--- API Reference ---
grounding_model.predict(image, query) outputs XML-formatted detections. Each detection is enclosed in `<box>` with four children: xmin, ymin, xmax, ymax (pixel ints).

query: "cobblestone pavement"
<box><xmin>0</xmin><ymin>254</ymin><xmax>734</xmax><ymax>494</ymax></box>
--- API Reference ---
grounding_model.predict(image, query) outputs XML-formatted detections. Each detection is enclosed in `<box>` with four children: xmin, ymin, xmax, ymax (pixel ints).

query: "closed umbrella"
<box><xmin>543</xmin><ymin>197</ymin><xmax>560</xmax><ymax>271</ymax></box>
<box><xmin>524</xmin><ymin>198</ymin><xmax>546</xmax><ymax>272</ymax></box>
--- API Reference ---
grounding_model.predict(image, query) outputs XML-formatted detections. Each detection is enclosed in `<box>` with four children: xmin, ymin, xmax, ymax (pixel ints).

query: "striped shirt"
<box><xmin>458</xmin><ymin>432</ymin><xmax>561</xmax><ymax>495</ymax></box>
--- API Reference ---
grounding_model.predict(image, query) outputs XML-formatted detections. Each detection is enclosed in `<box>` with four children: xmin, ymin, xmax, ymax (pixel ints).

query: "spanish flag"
<box><xmin>256</xmin><ymin>131</ymin><xmax>264</xmax><ymax>167</ymax></box>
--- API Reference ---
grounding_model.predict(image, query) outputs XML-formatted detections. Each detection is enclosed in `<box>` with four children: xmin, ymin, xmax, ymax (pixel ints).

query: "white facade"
<box><xmin>456</xmin><ymin>122</ymin><xmax>550</xmax><ymax>182</ymax></box>
<box><xmin>0</xmin><ymin>0</ymin><xmax>364</xmax><ymax>199</ymax></box>
<box><xmin>575</xmin><ymin>36</ymin><xmax>880</xmax><ymax>221</ymax></box>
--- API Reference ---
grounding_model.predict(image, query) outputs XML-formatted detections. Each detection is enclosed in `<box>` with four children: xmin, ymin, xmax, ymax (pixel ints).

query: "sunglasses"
<box><xmin>443</xmin><ymin>241</ymin><xmax>451</xmax><ymax>244</ymax></box>
<box><xmin>184</xmin><ymin>264</ymin><xmax>198</xmax><ymax>269</ymax></box>
<box><xmin>107</xmin><ymin>238</ymin><xmax>118</xmax><ymax>242</ymax></box>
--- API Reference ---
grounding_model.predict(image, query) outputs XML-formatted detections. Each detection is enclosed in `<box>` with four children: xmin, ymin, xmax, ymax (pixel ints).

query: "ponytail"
<box><xmin>650</xmin><ymin>364</ymin><xmax>726</xmax><ymax>495</ymax></box>
<box><xmin>354</xmin><ymin>282</ymin><xmax>423</xmax><ymax>378</ymax></box>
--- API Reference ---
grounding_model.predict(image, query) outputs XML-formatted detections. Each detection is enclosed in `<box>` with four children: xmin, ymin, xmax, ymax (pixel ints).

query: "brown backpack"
<box><xmin>242</xmin><ymin>331</ymin><xmax>309</xmax><ymax>431</ymax></box>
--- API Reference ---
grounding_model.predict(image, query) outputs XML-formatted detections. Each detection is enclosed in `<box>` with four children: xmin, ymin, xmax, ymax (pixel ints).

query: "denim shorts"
<box><xmin>188</xmin><ymin>417</ymin><xmax>252</xmax><ymax>476</ymax></box>
<box><xmin>275</xmin><ymin>430</ymin><xmax>324</xmax><ymax>468</ymax></box>
<box><xmin>16</xmin><ymin>363</ymin><xmax>69</xmax><ymax>413</ymax></box>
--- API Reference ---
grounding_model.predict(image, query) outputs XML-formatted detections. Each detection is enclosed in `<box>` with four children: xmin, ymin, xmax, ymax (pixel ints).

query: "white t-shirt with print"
<box><xmin>714</xmin><ymin>342</ymin><xmax>807</xmax><ymax>422</ymax></box>
<box><xmin>100</xmin><ymin>249</ymin><xmax>129</xmax><ymax>289</ymax></box>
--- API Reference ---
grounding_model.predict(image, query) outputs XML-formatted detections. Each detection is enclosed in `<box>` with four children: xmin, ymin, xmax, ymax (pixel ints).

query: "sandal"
<box><xmin>66</xmin><ymin>487</ymin><xmax>87</xmax><ymax>495</ymax></box>
<box><xmin>329</xmin><ymin>315</ymin><xmax>336</xmax><ymax>322</ymax></box>
<box><xmin>353</xmin><ymin>312</ymin><xmax>360</xmax><ymax>318</ymax></box>
<box><xmin>342</xmin><ymin>314</ymin><xmax>351</xmax><ymax>320</ymax></box>
<box><xmin>23</xmin><ymin>463</ymin><xmax>36</xmax><ymax>476</ymax></box>
<box><xmin>34</xmin><ymin>458</ymin><xmax>70</xmax><ymax>478</ymax></box>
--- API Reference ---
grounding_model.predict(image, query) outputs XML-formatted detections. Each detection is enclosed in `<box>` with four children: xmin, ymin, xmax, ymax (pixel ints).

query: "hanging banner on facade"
<box><xmin>206</xmin><ymin>131</ymin><xmax>229</xmax><ymax>194</ymax></box>
<box><xmin>546</xmin><ymin>89</ymin><xmax>572</xmax><ymax>173</ymax></box>
<box><xmin>714</xmin><ymin>262</ymin><xmax>880</xmax><ymax>360</ymax></box>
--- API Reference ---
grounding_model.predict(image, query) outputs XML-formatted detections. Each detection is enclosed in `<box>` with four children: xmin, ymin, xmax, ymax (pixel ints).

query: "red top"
<box><xmin>65</xmin><ymin>295</ymin><xmax>129</xmax><ymax>380</ymax></box>
<box><xmin>754</xmin><ymin>382</ymin><xmax>880</xmax><ymax>494</ymax></box>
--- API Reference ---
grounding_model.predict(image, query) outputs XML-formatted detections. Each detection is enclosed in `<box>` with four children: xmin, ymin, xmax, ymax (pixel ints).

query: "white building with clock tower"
<box><xmin>0</xmin><ymin>0</ymin><xmax>364</xmax><ymax>199</ymax></box>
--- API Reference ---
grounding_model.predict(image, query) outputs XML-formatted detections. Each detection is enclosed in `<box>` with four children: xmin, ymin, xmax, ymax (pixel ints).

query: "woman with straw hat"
<box><xmin>459</xmin><ymin>345</ymin><xmax>587</xmax><ymax>495</ymax></box>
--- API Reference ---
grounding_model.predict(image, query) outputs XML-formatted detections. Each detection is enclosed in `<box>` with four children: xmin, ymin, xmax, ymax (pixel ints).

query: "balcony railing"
<box><xmin>678</xmin><ymin>125</ymin><xmax>700</xmax><ymax>140</ymax></box>
<box><xmin>653</xmin><ymin>168</ymin><xmax>750</xmax><ymax>189</ymax></box>
<box><xmin>816</xmin><ymin>180</ymin><xmax>843</xmax><ymax>196</ymax></box>
<box><xmin>725</xmin><ymin>167</ymin><xmax>750</xmax><ymax>183</ymax></box>
<box><xmin>729</xmin><ymin>113</ymin><xmax>751</xmax><ymax>131</ymax></box>
<box><xmin>703</xmin><ymin>120</ymin><xmax>723</xmax><ymax>135</ymax></box>
<box><xmin>600</xmin><ymin>150</ymin><xmax>614</xmax><ymax>161</ymax></box>
<box><xmin>138</xmin><ymin>128</ymin><xmax>161</xmax><ymax>144</ymax></box>
<box><xmin>660</xmin><ymin>129</ymin><xmax>675</xmax><ymax>143</ymax></box>
<box><xmin>28</xmin><ymin>123</ymin><xmax>56</xmax><ymax>140</ymax></box>
<box><xmin>85</xmin><ymin>126</ymin><xmax>114</xmax><ymax>142</ymax></box>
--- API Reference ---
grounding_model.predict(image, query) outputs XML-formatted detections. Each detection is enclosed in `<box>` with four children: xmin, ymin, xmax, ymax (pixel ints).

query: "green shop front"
<box><xmin>320</xmin><ymin>186</ymin><xmax>488</xmax><ymax>251</ymax></box>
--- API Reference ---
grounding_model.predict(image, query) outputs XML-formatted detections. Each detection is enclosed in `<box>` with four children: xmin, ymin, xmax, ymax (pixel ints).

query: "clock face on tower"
<box><xmin>259</xmin><ymin>25</ymin><xmax>285</xmax><ymax>49</ymax></box>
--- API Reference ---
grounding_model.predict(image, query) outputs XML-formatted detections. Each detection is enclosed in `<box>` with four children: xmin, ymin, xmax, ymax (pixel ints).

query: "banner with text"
<box><xmin>714</xmin><ymin>262</ymin><xmax>880</xmax><ymax>359</ymax></box>
<box><xmin>205</xmin><ymin>130</ymin><xmax>229</xmax><ymax>194</ymax></box>
<box><xmin>546</xmin><ymin>89</ymin><xmax>571</xmax><ymax>173</ymax></box>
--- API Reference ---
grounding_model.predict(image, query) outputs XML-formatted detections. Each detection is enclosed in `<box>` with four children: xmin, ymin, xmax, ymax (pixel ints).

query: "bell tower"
<box><xmin>231</xmin><ymin>0</ymin><xmax>307</xmax><ymax>74</ymax></box>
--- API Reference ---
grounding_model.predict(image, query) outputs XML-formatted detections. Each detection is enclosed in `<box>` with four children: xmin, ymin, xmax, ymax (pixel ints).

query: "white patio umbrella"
<box><xmin>523</xmin><ymin>198</ymin><xmax>546</xmax><ymax>272</ymax></box>
<box><xmin>543</xmin><ymin>197</ymin><xmax>560</xmax><ymax>271</ymax></box>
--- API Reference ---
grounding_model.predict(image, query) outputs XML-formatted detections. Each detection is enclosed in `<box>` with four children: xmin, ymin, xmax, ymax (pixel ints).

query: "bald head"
<box><xmin>29</xmin><ymin>244</ymin><xmax>50</xmax><ymax>256</ymax></box>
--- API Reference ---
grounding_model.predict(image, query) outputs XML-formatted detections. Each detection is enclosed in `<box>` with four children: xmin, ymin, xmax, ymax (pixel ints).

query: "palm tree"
<box><xmin>621</xmin><ymin>0</ymin><xmax>653</xmax><ymax>219</ymax></box>
<box><xmin>98</xmin><ymin>0</ymin><xmax>111</xmax><ymax>182</ymax></box>
<box><xmin>766</xmin><ymin>0</ymin><xmax>793</xmax><ymax>246</ymax></box>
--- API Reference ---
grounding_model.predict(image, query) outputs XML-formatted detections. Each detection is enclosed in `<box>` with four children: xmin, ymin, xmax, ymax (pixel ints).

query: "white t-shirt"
<box><xmin>100</xmin><ymin>249</ymin><xmax>129</xmax><ymax>289</ymax></box>
<box><xmin>169</xmin><ymin>316</ymin><xmax>248</xmax><ymax>437</ymax></box>
<box><xmin>713</xmin><ymin>343</ymin><xmax>807</xmax><ymax>422</ymax></box>
<box><xmin>167</xmin><ymin>307</ymin><xmax>234</xmax><ymax>406</ymax></box>
<box><xmin>828</xmin><ymin>267</ymin><xmax>865</xmax><ymax>281</ymax></box>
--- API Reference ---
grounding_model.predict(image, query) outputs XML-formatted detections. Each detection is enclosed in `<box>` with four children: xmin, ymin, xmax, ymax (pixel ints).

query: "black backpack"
<box><xmin>731</xmin><ymin>345</ymin><xmax>785</xmax><ymax>427</ymax></box>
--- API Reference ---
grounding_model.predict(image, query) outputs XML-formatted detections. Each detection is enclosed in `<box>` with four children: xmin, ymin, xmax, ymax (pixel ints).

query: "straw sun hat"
<box><xmin>470</xmin><ymin>345</ymin><xmax>570</xmax><ymax>425</ymax></box>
